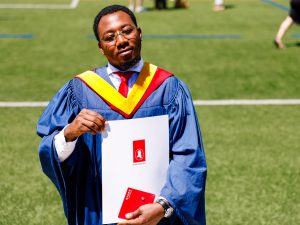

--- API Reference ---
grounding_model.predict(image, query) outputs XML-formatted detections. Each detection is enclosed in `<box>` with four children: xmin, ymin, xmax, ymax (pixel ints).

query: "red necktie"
<box><xmin>113</xmin><ymin>71</ymin><xmax>135</xmax><ymax>97</ymax></box>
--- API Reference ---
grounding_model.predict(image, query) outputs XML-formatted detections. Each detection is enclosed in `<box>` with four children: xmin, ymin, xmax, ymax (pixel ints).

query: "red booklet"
<box><xmin>118</xmin><ymin>187</ymin><xmax>156</xmax><ymax>219</ymax></box>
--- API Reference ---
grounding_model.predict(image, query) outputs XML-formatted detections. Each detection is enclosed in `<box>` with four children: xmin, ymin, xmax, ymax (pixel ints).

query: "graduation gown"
<box><xmin>37</xmin><ymin>63</ymin><xmax>207</xmax><ymax>225</ymax></box>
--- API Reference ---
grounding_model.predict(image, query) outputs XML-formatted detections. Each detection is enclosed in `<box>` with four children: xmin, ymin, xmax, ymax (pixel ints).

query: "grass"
<box><xmin>0</xmin><ymin>108</ymin><xmax>65</xmax><ymax>225</ymax></box>
<box><xmin>0</xmin><ymin>0</ymin><xmax>70</xmax><ymax>4</ymax></box>
<box><xmin>201</xmin><ymin>105</ymin><xmax>300</xmax><ymax>225</ymax></box>
<box><xmin>0</xmin><ymin>106</ymin><xmax>299</xmax><ymax>225</ymax></box>
<box><xmin>0</xmin><ymin>0</ymin><xmax>299</xmax><ymax>100</ymax></box>
<box><xmin>0</xmin><ymin>0</ymin><xmax>299</xmax><ymax>224</ymax></box>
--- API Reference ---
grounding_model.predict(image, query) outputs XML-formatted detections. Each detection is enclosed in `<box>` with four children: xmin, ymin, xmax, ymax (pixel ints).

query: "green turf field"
<box><xmin>0</xmin><ymin>0</ymin><xmax>299</xmax><ymax>224</ymax></box>
<box><xmin>0</xmin><ymin>0</ymin><xmax>69</xmax><ymax>4</ymax></box>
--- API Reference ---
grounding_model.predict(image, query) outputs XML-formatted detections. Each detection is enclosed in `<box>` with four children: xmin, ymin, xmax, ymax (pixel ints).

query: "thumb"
<box><xmin>125</xmin><ymin>208</ymin><xmax>141</xmax><ymax>219</ymax></box>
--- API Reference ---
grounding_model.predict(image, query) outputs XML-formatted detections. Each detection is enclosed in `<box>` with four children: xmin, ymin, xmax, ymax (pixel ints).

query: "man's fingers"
<box><xmin>125</xmin><ymin>212</ymin><xmax>134</xmax><ymax>219</ymax></box>
<box><xmin>125</xmin><ymin>208</ymin><xmax>141</xmax><ymax>220</ymax></box>
<box><xmin>78</xmin><ymin>109</ymin><xmax>107</xmax><ymax>133</ymax></box>
<box><xmin>79</xmin><ymin>123</ymin><xmax>99</xmax><ymax>135</ymax></box>
<box><xmin>117</xmin><ymin>203</ymin><xmax>165</xmax><ymax>225</ymax></box>
<box><xmin>82</xmin><ymin>109</ymin><xmax>107</xmax><ymax>123</ymax></box>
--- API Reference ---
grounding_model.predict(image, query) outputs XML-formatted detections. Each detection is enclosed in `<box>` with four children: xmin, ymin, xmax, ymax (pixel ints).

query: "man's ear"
<box><xmin>137</xmin><ymin>27</ymin><xmax>142</xmax><ymax>41</ymax></box>
<box><xmin>98</xmin><ymin>42</ymin><xmax>104</xmax><ymax>55</ymax></box>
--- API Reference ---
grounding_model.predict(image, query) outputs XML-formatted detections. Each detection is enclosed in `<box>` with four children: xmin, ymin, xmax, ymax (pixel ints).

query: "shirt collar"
<box><xmin>107</xmin><ymin>58</ymin><xmax>144</xmax><ymax>75</ymax></box>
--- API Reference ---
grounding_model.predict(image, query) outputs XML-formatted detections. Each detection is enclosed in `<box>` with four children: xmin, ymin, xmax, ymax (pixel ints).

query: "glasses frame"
<box><xmin>100</xmin><ymin>26</ymin><xmax>138</xmax><ymax>46</ymax></box>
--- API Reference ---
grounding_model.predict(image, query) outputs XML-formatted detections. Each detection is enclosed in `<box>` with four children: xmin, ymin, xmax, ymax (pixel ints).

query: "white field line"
<box><xmin>0</xmin><ymin>99</ymin><xmax>300</xmax><ymax>107</ymax></box>
<box><xmin>0</xmin><ymin>0</ymin><xmax>79</xmax><ymax>9</ymax></box>
<box><xmin>193</xmin><ymin>99</ymin><xmax>300</xmax><ymax>106</ymax></box>
<box><xmin>0</xmin><ymin>101</ymin><xmax>49</xmax><ymax>107</ymax></box>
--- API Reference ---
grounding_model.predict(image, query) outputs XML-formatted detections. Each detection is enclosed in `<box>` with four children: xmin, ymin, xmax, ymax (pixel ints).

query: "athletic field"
<box><xmin>0</xmin><ymin>0</ymin><xmax>299</xmax><ymax>224</ymax></box>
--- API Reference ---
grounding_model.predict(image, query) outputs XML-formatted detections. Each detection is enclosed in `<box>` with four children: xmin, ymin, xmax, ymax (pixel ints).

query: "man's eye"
<box><xmin>122</xmin><ymin>28</ymin><xmax>133</xmax><ymax>35</ymax></box>
<box><xmin>103</xmin><ymin>35</ymin><xmax>115</xmax><ymax>42</ymax></box>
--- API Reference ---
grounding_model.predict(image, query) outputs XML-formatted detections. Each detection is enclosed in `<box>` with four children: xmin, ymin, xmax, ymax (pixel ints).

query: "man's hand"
<box><xmin>64</xmin><ymin>108</ymin><xmax>107</xmax><ymax>142</ymax></box>
<box><xmin>118</xmin><ymin>203</ymin><xmax>164</xmax><ymax>225</ymax></box>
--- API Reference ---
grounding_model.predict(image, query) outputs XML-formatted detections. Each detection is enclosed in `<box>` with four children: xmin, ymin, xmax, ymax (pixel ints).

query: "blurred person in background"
<box><xmin>213</xmin><ymin>0</ymin><xmax>225</xmax><ymax>11</ymax></box>
<box><xmin>174</xmin><ymin>0</ymin><xmax>189</xmax><ymax>8</ymax></box>
<box><xmin>274</xmin><ymin>0</ymin><xmax>300</xmax><ymax>48</ymax></box>
<box><xmin>129</xmin><ymin>0</ymin><xmax>145</xmax><ymax>13</ymax></box>
<box><xmin>155</xmin><ymin>0</ymin><xmax>167</xmax><ymax>10</ymax></box>
<box><xmin>37</xmin><ymin>4</ymin><xmax>207</xmax><ymax>225</ymax></box>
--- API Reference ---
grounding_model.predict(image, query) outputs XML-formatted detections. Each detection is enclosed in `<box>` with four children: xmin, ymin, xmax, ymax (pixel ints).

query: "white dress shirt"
<box><xmin>54</xmin><ymin>59</ymin><xmax>144</xmax><ymax>162</ymax></box>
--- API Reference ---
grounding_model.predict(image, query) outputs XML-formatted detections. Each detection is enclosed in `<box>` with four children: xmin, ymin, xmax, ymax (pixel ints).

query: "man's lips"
<box><xmin>118</xmin><ymin>48</ymin><xmax>133</xmax><ymax>56</ymax></box>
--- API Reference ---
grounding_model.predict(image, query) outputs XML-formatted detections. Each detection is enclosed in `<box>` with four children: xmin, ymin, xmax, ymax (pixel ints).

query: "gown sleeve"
<box><xmin>160</xmin><ymin>80</ymin><xmax>207</xmax><ymax>225</ymax></box>
<box><xmin>36</xmin><ymin>80</ymin><xmax>81</xmax><ymax>216</ymax></box>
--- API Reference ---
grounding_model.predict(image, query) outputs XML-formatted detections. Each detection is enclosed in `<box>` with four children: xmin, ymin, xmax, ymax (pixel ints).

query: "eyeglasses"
<box><xmin>100</xmin><ymin>26</ymin><xmax>137</xmax><ymax>45</ymax></box>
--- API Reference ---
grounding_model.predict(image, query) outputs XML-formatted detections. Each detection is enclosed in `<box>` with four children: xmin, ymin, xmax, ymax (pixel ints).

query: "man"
<box><xmin>37</xmin><ymin>5</ymin><xmax>207</xmax><ymax>225</ymax></box>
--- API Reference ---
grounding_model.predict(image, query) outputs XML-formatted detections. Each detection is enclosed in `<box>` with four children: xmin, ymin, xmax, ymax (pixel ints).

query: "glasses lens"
<box><xmin>101</xmin><ymin>26</ymin><xmax>136</xmax><ymax>45</ymax></box>
<box><xmin>121</xmin><ymin>27</ymin><xmax>135</xmax><ymax>38</ymax></box>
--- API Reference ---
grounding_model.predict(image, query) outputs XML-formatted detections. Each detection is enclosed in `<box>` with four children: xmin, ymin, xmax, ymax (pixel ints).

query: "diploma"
<box><xmin>101</xmin><ymin>115</ymin><xmax>169</xmax><ymax>224</ymax></box>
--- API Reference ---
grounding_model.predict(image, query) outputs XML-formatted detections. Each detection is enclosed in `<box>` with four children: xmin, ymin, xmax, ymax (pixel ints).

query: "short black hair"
<box><xmin>93</xmin><ymin>5</ymin><xmax>138</xmax><ymax>42</ymax></box>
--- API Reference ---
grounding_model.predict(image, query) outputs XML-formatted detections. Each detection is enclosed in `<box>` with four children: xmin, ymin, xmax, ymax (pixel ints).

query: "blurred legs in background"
<box><xmin>274</xmin><ymin>16</ymin><xmax>294</xmax><ymax>49</ymax></box>
<box><xmin>214</xmin><ymin>0</ymin><xmax>225</xmax><ymax>11</ymax></box>
<box><xmin>129</xmin><ymin>0</ymin><xmax>145</xmax><ymax>13</ymax></box>
<box><xmin>274</xmin><ymin>0</ymin><xmax>300</xmax><ymax>49</ymax></box>
<box><xmin>174</xmin><ymin>0</ymin><xmax>189</xmax><ymax>8</ymax></box>
<box><xmin>155</xmin><ymin>0</ymin><xmax>167</xmax><ymax>10</ymax></box>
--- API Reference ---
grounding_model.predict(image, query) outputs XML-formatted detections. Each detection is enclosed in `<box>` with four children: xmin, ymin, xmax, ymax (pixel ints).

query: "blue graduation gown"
<box><xmin>37</xmin><ymin>65</ymin><xmax>207</xmax><ymax>225</ymax></box>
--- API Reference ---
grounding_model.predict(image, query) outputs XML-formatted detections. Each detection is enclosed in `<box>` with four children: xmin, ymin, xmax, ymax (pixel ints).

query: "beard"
<box><xmin>119</xmin><ymin>56</ymin><xmax>140</xmax><ymax>70</ymax></box>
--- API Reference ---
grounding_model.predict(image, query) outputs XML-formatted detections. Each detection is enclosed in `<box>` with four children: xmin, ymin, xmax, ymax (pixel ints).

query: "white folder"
<box><xmin>101</xmin><ymin>115</ymin><xmax>169</xmax><ymax>224</ymax></box>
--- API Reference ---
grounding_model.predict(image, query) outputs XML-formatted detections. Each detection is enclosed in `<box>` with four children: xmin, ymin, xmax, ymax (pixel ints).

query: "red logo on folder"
<box><xmin>118</xmin><ymin>188</ymin><xmax>155</xmax><ymax>219</ymax></box>
<box><xmin>133</xmin><ymin>140</ymin><xmax>146</xmax><ymax>163</ymax></box>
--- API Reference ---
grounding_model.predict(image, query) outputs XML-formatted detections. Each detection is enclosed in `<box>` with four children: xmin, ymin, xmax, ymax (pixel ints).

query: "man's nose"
<box><xmin>115</xmin><ymin>32</ymin><xmax>127</xmax><ymax>46</ymax></box>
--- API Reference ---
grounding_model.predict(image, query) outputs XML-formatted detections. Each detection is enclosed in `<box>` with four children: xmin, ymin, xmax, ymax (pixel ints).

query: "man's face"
<box><xmin>97</xmin><ymin>11</ymin><xmax>142</xmax><ymax>70</ymax></box>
